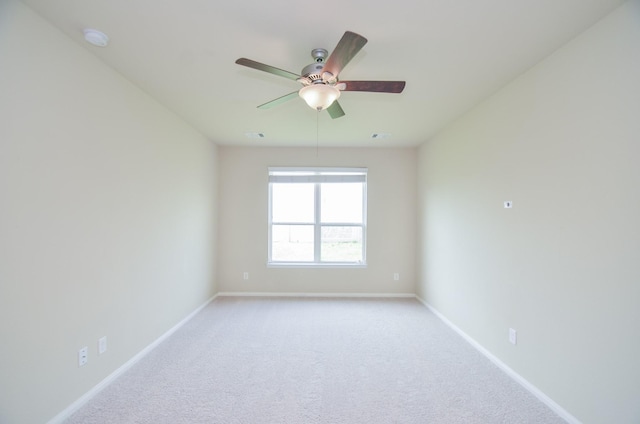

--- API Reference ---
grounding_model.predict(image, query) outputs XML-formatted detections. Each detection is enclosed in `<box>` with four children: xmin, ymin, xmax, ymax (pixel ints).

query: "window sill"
<box><xmin>267</xmin><ymin>262</ymin><xmax>367</xmax><ymax>269</ymax></box>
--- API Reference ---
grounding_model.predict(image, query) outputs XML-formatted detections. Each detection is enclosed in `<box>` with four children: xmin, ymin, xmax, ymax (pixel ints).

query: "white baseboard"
<box><xmin>216</xmin><ymin>291</ymin><xmax>416</xmax><ymax>298</ymax></box>
<box><xmin>415</xmin><ymin>296</ymin><xmax>581</xmax><ymax>424</ymax></box>
<box><xmin>47</xmin><ymin>294</ymin><xmax>218</xmax><ymax>424</ymax></box>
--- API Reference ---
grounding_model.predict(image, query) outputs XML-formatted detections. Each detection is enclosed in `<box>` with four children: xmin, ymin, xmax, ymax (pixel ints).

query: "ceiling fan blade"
<box><xmin>340</xmin><ymin>80</ymin><xmax>406</xmax><ymax>93</ymax></box>
<box><xmin>326</xmin><ymin>101</ymin><xmax>345</xmax><ymax>119</ymax></box>
<box><xmin>257</xmin><ymin>91</ymin><xmax>299</xmax><ymax>109</ymax></box>
<box><xmin>322</xmin><ymin>31</ymin><xmax>368</xmax><ymax>79</ymax></box>
<box><xmin>235</xmin><ymin>58</ymin><xmax>300</xmax><ymax>81</ymax></box>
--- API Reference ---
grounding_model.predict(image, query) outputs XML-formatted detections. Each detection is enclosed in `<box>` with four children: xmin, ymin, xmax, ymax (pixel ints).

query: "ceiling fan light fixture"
<box><xmin>299</xmin><ymin>84</ymin><xmax>341</xmax><ymax>111</ymax></box>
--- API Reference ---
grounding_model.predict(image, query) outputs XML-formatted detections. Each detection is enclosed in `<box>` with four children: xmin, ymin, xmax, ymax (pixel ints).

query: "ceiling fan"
<box><xmin>235</xmin><ymin>31</ymin><xmax>406</xmax><ymax>119</ymax></box>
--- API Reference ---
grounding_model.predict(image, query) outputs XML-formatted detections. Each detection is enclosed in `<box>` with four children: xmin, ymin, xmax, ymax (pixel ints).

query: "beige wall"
<box><xmin>0</xmin><ymin>2</ymin><xmax>218</xmax><ymax>423</ymax></box>
<box><xmin>417</xmin><ymin>1</ymin><xmax>640</xmax><ymax>423</ymax></box>
<box><xmin>218</xmin><ymin>146</ymin><xmax>416</xmax><ymax>295</ymax></box>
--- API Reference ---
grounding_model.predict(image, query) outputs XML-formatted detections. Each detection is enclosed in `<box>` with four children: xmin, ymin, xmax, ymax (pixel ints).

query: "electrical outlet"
<box><xmin>243</xmin><ymin>272</ymin><xmax>249</xmax><ymax>280</ymax></box>
<box><xmin>98</xmin><ymin>336</ymin><xmax>107</xmax><ymax>355</ymax></box>
<box><xmin>393</xmin><ymin>273</ymin><xmax>400</xmax><ymax>281</ymax></box>
<box><xmin>509</xmin><ymin>328</ymin><xmax>517</xmax><ymax>345</ymax></box>
<box><xmin>78</xmin><ymin>346</ymin><xmax>88</xmax><ymax>367</ymax></box>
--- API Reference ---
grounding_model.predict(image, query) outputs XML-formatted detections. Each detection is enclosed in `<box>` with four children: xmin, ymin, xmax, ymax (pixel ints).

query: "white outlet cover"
<box><xmin>504</xmin><ymin>201</ymin><xmax>513</xmax><ymax>208</ymax></box>
<box><xmin>509</xmin><ymin>328</ymin><xmax>517</xmax><ymax>345</ymax></box>
<box><xmin>78</xmin><ymin>346</ymin><xmax>88</xmax><ymax>367</ymax></box>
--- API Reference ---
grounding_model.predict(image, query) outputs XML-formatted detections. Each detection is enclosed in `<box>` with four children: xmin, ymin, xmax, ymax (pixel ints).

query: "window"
<box><xmin>268</xmin><ymin>167</ymin><xmax>367</xmax><ymax>267</ymax></box>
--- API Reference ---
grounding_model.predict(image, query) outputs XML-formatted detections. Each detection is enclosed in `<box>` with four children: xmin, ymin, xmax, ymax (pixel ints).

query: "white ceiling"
<box><xmin>22</xmin><ymin>0</ymin><xmax>624</xmax><ymax>147</ymax></box>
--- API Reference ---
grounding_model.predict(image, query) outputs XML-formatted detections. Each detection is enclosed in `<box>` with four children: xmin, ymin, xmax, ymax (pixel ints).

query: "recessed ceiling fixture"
<box><xmin>83</xmin><ymin>29</ymin><xmax>109</xmax><ymax>47</ymax></box>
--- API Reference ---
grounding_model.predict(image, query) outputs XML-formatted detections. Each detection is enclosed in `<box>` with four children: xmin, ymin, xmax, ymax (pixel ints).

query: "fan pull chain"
<box><xmin>316</xmin><ymin>109</ymin><xmax>319</xmax><ymax>157</ymax></box>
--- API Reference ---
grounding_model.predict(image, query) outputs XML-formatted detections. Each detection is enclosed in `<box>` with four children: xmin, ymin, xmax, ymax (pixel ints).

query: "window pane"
<box><xmin>321</xmin><ymin>183</ymin><xmax>363</xmax><ymax>223</ymax></box>
<box><xmin>272</xmin><ymin>183</ymin><xmax>314</xmax><ymax>223</ymax></box>
<box><xmin>271</xmin><ymin>225</ymin><xmax>314</xmax><ymax>262</ymax></box>
<box><xmin>321</xmin><ymin>226</ymin><xmax>363</xmax><ymax>262</ymax></box>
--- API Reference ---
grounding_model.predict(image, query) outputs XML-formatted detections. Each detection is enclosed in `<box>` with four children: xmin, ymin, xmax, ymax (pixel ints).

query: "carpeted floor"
<box><xmin>65</xmin><ymin>297</ymin><xmax>566</xmax><ymax>423</ymax></box>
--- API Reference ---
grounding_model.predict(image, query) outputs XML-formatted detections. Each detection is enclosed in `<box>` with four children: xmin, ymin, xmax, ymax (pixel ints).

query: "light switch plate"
<box><xmin>98</xmin><ymin>336</ymin><xmax>107</xmax><ymax>355</ymax></box>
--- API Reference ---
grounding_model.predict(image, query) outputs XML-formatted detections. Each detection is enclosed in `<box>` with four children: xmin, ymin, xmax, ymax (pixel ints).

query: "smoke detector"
<box><xmin>83</xmin><ymin>29</ymin><xmax>109</xmax><ymax>47</ymax></box>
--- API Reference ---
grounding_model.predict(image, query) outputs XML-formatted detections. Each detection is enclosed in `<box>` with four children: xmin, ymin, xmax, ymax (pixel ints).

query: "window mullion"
<box><xmin>314</xmin><ymin>182</ymin><xmax>321</xmax><ymax>263</ymax></box>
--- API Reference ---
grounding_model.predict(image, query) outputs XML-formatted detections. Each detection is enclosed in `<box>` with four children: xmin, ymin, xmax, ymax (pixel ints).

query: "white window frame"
<box><xmin>267</xmin><ymin>167</ymin><xmax>367</xmax><ymax>268</ymax></box>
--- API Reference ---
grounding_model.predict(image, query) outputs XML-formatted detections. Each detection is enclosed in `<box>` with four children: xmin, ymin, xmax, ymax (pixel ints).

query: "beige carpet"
<box><xmin>65</xmin><ymin>297</ymin><xmax>566</xmax><ymax>423</ymax></box>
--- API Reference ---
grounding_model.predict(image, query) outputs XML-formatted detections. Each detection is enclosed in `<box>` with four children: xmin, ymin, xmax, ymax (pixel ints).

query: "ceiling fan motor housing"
<box><xmin>300</xmin><ymin>62</ymin><xmax>326</xmax><ymax>84</ymax></box>
<box><xmin>298</xmin><ymin>48</ymin><xmax>333</xmax><ymax>86</ymax></box>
